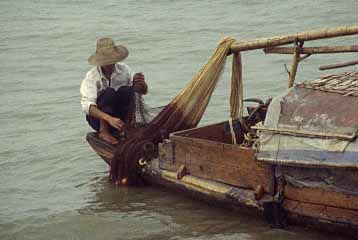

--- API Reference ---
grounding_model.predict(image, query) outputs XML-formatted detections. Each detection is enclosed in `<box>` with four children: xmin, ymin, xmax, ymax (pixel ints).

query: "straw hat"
<box><xmin>88</xmin><ymin>37</ymin><xmax>129</xmax><ymax>66</ymax></box>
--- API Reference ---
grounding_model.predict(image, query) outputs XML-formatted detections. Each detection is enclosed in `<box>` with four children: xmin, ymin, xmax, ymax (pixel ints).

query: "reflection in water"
<box><xmin>70</xmin><ymin>177</ymin><xmax>343</xmax><ymax>240</ymax></box>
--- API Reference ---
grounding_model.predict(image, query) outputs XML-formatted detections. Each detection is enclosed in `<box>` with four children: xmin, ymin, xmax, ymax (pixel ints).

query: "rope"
<box><xmin>228</xmin><ymin>117</ymin><xmax>237</xmax><ymax>144</ymax></box>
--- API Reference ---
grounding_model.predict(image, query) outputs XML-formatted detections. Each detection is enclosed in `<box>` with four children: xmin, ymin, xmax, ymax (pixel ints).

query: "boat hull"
<box><xmin>86</xmin><ymin>123</ymin><xmax>358</xmax><ymax>236</ymax></box>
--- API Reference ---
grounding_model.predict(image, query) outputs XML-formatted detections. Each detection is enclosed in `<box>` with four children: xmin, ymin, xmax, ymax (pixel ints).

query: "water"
<box><xmin>0</xmin><ymin>0</ymin><xmax>357</xmax><ymax>239</ymax></box>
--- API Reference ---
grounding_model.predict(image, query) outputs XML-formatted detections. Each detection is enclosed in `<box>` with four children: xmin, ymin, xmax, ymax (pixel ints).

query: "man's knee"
<box><xmin>96</xmin><ymin>86</ymin><xmax>134</xmax><ymax>117</ymax></box>
<box><xmin>116</xmin><ymin>86</ymin><xmax>134</xmax><ymax>104</ymax></box>
<box><xmin>97</xmin><ymin>88</ymin><xmax>117</xmax><ymax>107</ymax></box>
<box><xmin>100</xmin><ymin>88</ymin><xmax>117</xmax><ymax>100</ymax></box>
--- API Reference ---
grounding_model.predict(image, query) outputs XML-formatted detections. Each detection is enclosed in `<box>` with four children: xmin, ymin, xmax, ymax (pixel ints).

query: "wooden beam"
<box><xmin>252</xmin><ymin>126</ymin><xmax>356</xmax><ymax>140</ymax></box>
<box><xmin>230</xmin><ymin>26</ymin><xmax>358</xmax><ymax>52</ymax></box>
<box><xmin>319</xmin><ymin>60</ymin><xmax>358</xmax><ymax>70</ymax></box>
<box><xmin>264</xmin><ymin>45</ymin><xmax>358</xmax><ymax>54</ymax></box>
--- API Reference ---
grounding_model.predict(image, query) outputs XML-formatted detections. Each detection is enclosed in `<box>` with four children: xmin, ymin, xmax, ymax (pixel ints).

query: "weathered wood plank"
<box><xmin>159</xmin><ymin>137</ymin><xmax>188</xmax><ymax>171</ymax></box>
<box><xmin>159</xmin><ymin>141</ymin><xmax>178</xmax><ymax>171</ymax></box>
<box><xmin>285</xmin><ymin>185</ymin><xmax>358</xmax><ymax>210</ymax></box>
<box><xmin>284</xmin><ymin>199</ymin><xmax>358</xmax><ymax>225</ymax></box>
<box><xmin>173</xmin><ymin>122</ymin><xmax>226</xmax><ymax>142</ymax></box>
<box><xmin>86</xmin><ymin>132</ymin><xmax>115</xmax><ymax>165</ymax></box>
<box><xmin>143</xmin><ymin>158</ymin><xmax>265</xmax><ymax>211</ymax></box>
<box><xmin>169</xmin><ymin>128</ymin><xmax>274</xmax><ymax>194</ymax></box>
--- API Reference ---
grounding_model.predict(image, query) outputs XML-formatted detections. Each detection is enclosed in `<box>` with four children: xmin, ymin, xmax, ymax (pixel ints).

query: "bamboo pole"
<box><xmin>319</xmin><ymin>60</ymin><xmax>358</xmax><ymax>70</ymax></box>
<box><xmin>230</xmin><ymin>26</ymin><xmax>358</xmax><ymax>52</ymax></box>
<box><xmin>229</xmin><ymin>52</ymin><xmax>243</xmax><ymax>144</ymax></box>
<box><xmin>288</xmin><ymin>41</ymin><xmax>302</xmax><ymax>88</ymax></box>
<box><xmin>230</xmin><ymin>52</ymin><xmax>243</xmax><ymax>118</ymax></box>
<box><xmin>264</xmin><ymin>45</ymin><xmax>358</xmax><ymax>54</ymax></box>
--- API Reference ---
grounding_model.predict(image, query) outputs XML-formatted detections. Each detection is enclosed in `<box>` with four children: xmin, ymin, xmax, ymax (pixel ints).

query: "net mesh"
<box><xmin>133</xmin><ymin>93</ymin><xmax>160</xmax><ymax>125</ymax></box>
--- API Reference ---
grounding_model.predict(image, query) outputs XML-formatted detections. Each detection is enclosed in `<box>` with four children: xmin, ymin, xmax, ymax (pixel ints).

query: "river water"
<box><xmin>1</xmin><ymin>0</ymin><xmax>357</xmax><ymax>239</ymax></box>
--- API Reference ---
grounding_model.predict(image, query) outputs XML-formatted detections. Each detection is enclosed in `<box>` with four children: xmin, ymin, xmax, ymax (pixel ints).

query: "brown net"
<box><xmin>110</xmin><ymin>37</ymin><xmax>239</xmax><ymax>184</ymax></box>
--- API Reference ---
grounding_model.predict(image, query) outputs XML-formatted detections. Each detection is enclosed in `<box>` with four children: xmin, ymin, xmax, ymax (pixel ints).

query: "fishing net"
<box><xmin>110</xmin><ymin>37</ymin><xmax>241</xmax><ymax>184</ymax></box>
<box><xmin>133</xmin><ymin>93</ymin><xmax>158</xmax><ymax>125</ymax></box>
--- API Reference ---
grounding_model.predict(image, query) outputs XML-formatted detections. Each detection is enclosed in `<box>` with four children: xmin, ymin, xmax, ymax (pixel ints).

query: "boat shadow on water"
<box><xmin>80</xmin><ymin>174</ymin><xmax>348</xmax><ymax>240</ymax></box>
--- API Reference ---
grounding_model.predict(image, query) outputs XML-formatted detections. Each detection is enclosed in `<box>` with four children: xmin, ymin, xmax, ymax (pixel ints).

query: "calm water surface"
<box><xmin>1</xmin><ymin>0</ymin><xmax>357</xmax><ymax>239</ymax></box>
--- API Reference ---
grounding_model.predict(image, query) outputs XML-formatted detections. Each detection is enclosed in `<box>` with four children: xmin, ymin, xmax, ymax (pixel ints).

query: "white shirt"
<box><xmin>80</xmin><ymin>62</ymin><xmax>134</xmax><ymax>115</ymax></box>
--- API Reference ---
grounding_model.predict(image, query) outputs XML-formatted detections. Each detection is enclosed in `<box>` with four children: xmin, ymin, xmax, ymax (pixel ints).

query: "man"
<box><xmin>80</xmin><ymin>37</ymin><xmax>148</xmax><ymax>144</ymax></box>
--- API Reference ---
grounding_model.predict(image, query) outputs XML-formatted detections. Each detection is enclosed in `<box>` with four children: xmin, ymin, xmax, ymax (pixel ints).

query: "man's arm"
<box><xmin>89</xmin><ymin>105</ymin><xmax>125</xmax><ymax>130</ymax></box>
<box><xmin>80</xmin><ymin>71</ymin><xmax>125</xmax><ymax>130</ymax></box>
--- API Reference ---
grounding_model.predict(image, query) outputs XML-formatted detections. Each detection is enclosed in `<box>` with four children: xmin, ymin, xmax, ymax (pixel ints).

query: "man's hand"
<box><xmin>133</xmin><ymin>72</ymin><xmax>148</xmax><ymax>94</ymax></box>
<box><xmin>106</xmin><ymin>116</ymin><xmax>125</xmax><ymax>130</ymax></box>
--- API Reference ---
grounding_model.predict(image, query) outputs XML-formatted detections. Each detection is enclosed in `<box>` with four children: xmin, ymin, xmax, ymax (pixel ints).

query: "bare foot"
<box><xmin>98</xmin><ymin>131</ymin><xmax>119</xmax><ymax>145</ymax></box>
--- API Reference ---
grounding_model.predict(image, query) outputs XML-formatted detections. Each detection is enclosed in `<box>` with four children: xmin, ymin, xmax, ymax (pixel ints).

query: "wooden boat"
<box><xmin>86</xmin><ymin>26</ymin><xmax>358</xmax><ymax>237</ymax></box>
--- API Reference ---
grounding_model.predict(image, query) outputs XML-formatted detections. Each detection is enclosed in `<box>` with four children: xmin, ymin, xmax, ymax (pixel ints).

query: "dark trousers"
<box><xmin>86</xmin><ymin>86</ymin><xmax>134</xmax><ymax>131</ymax></box>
